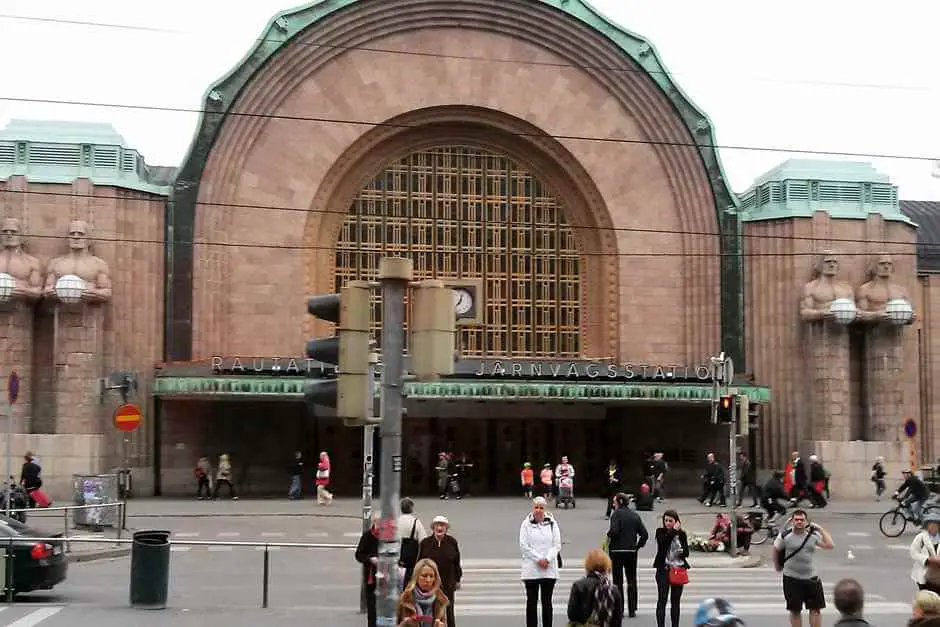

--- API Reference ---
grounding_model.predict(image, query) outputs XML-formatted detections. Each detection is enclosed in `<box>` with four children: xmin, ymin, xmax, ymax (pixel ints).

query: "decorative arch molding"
<box><xmin>302</xmin><ymin>105</ymin><xmax>619</xmax><ymax>358</ymax></box>
<box><xmin>166</xmin><ymin>0</ymin><xmax>742</xmax><ymax>364</ymax></box>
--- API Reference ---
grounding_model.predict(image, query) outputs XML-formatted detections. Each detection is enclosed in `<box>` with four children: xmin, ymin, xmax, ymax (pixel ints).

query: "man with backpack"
<box><xmin>772</xmin><ymin>510</ymin><xmax>834</xmax><ymax>627</ymax></box>
<box><xmin>397</xmin><ymin>497</ymin><xmax>428</xmax><ymax>586</ymax></box>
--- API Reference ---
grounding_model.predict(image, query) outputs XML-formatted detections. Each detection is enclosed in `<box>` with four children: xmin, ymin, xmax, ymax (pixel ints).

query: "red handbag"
<box><xmin>668</xmin><ymin>566</ymin><xmax>689</xmax><ymax>586</ymax></box>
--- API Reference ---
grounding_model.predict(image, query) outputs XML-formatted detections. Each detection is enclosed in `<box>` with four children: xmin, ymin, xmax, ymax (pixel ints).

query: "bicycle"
<box><xmin>745</xmin><ymin>510</ymin><xmax>784</xmax><ymax>546</ymax></box>
<box><xmin>879</xmin><ymin>496</ymin><xmax>939</xmax><ymax>537</ymax></box>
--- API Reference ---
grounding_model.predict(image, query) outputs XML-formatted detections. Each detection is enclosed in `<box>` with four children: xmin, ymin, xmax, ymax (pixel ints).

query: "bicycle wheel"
<box><xmin>750</xmin><ymin>527</ymin><xmax>770</xmax><ymax>545</ymax></box>
<box><xmin>879</xmin><ymin>509</ymin><xmax>908</xmax><ymax>538</ymax></box>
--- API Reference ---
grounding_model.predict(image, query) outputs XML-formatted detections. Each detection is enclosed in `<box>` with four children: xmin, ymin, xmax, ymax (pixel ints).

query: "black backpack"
<box><xmin>399</xmin><ymin>520</ymin><xmax>419</xmax><ymax>569</ymax></box>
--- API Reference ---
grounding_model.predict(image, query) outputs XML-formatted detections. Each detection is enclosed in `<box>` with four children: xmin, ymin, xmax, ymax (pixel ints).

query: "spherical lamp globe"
<box><xmin>54</xmin><ymin>274</ymin><xmax>87</xmax><ymax>305</ymax></box>
<box><xmin>829</xmin><ymin>298</ymin><xmax>857</xmax><ymax>325</ymax></box>
<box><xmin>885</xmin><ymin>298</ymin><xmax>914</xmax><ymax>326</ymax></box>
<box><xmin>0</xmin><ymin>273</ymin><xmax>15</xmax><ymax>302</ymax></box>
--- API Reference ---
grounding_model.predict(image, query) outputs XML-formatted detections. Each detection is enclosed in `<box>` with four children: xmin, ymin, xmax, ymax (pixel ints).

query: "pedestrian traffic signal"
<box><xmin>716</xmin><ymin>394</ymin><xmax>736</xmax><ymax>423</ymax></box>
<box><xmin>747</xmin><ymin>403</ymin><xmax>761</xmax><ymax>432</ymax></box>
<box><xmin>304</xmin><ymin>281</ymin><xmax>375</xmax><ymax>424</ymax></box>
<box><xmin>409</xmin><ymin>279</ymin><xmax>456</xmax><ymax>380</ymax></box>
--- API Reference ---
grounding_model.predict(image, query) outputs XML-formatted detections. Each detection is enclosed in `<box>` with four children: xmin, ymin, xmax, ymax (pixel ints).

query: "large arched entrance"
<box><xmin>336</xmin><ymin>144</ymin><xmax>581</xmax><ymax>358</ymax></box>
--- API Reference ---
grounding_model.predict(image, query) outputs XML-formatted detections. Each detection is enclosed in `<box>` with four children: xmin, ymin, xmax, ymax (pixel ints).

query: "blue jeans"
<box><xmin>289</xmin><ymin>475</ymin><xmax>301</xmax><ymax>498</ymax></box>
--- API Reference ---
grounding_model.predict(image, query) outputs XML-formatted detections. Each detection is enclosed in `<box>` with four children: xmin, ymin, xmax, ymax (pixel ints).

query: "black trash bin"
<box><xmin>129</xmin><ymin>530</ymin><xmax>171</xmax><ymax>609</ymax></box>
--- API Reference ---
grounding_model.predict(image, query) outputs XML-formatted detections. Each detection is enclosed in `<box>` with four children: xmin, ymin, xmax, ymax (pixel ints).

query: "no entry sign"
<box><xmin>113</xmin><ymin>403</ymin><xmax>142</xmax><ymax>433</ymax></box>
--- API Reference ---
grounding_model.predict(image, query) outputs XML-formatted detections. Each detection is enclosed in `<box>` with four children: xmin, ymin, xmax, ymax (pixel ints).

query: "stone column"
<box><xmin>53</xmin><ymin>304</ymin><xmax>105</xmax><ymax>434</ymax></box>
<box><xmin>806</xmin><ymin>321</ymin><xmax>852</xmax><ymax>442</ymax></box>
<box><xmin>866</xmin><ymin>324</ymin><xmax>904</xmax><ymax>441</ymax></box>
<box><xmin>0</xmin><ymin>301</ymin><xmax>34</xmax><ymax>432</ymax></box>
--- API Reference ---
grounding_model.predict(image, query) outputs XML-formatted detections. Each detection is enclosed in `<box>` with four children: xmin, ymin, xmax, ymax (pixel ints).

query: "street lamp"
<box><xmin>0</xmin><ymin>273</ymin><xmax>15</xmax><ymax>302</ymax></box>
<box><xmin>829</xmin><ymin>298</ymin><xmax>857</xmax><ymax>325</ymax></box>
<box><xmin>885</xmin><ymin>298</ymin><xmax>914</xmax><ymax>325</ymax></box>
<box><xmin>54</xmin><ymin>274</ymin><xmax>87</xmax><ymax>304</ymax></box>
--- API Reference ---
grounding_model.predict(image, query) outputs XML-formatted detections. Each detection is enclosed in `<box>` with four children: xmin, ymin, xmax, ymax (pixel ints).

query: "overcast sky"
<box><xmin>2</xmin><ymin>0</ymin><xmax>938</xmax><ymax>199</ymax></box>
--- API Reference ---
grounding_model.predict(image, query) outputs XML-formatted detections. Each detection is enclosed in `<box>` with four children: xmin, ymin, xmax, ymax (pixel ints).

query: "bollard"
<box><xmin>262</xmin><ymin>545</ymin><xmax>270</xmax><ymax>609</ymax></box>
<box><xmin>5</xmin><ymin>537</ymin><xmax>12</xmax><ymax>604</ymax></box>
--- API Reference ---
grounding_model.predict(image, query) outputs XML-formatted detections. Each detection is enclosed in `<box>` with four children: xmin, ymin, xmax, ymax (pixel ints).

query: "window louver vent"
<box><xmin>818</xmin><ymin>183</ymin><xmax>861</xmax><ymax>203</ymax></box>
<box><xmin>93</xmin><ymin>147</ymin><xmax>119</xmax><ymax>169</ymax></box>
<box><xmin>786</xmin><ymin>182</ymin><xmax>810</xmax><ymax>201</ymax></box>
<box><xmin>0</xmin><ymin>144</ymin><xmax>13</xmax><ymax>165</ymax></box>
<box><xmin>29</xmin><ymin>144</ymin><xmax>81</xmax><ymax>167</ymax></box>
<box><xmin>871</xmin><ymin>186</ymin><xmax>896</xmax><ymax>204</ymax></box>
<box><xmin>121</xmin><ymin>152</ymin><xmax>138</xmax><ymax>173</ymax></box>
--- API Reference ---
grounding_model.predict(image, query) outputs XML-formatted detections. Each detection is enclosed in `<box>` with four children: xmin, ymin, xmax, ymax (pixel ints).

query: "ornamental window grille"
<box><xmin>335</xmin><ymin>145</ymin><xmax>581</xmax><ymax>358</ymax></box>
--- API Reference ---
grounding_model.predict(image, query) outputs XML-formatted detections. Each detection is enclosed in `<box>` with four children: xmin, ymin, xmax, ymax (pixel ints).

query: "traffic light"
<box><xmin>747</xmin><ymin>403</ymin><xmax>761</xmax><ymax>432</ymax></box>
<box><xmin>736</xmin><ymin>395</ymin><xmax>750</xmax><ymax>435</ymax></box>
<box><xmin>716</xmin><ymin>394</ymin><xmax>736</xmax><ymax>423</ymax></box>
<box><xmin>304</xmin><ymin>281</ymin><xmax>374</xmax><ymax>425</ymax></box>
<box><xmin>410</xmin><ymin>279</ymin><xmax>456</xmax><ymax>380</ymax></box>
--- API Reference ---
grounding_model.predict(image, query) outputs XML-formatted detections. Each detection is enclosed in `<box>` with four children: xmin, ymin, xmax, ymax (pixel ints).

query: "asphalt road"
<box><xmin>0</xmin><ymin>496</ymin><xmax>922</xmax><ymax>626</ymax></box>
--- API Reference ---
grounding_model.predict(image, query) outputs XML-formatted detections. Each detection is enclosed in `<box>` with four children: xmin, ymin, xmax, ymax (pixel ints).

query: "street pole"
<box><xmin>4</xmin><ymin>400</ymin><xmax>10</xmax><ymax>517</ymax></box>
<box><xmin>360</xmin><ymin>354</ymin><xmax>378</xmax><ymax>614</ymax></box>
<box><xmin>728</xmin><ymin>415</ymin><xmax>738</xmax><ymax>557</ymax></box>
<box><xmin>375</xmin><ymin>257</ymin><xmax>411</xmax><ymax>627</ymax></box>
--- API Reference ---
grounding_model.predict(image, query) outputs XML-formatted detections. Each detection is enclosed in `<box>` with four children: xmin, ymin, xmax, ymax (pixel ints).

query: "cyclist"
<box><xmin>761</xmin><ymin>470</ymin><xmax>788</xmax><ymax>521</ymax></box>
<box><xmin>694</xmin><ymin>598</ymin><xmax>745</xmax><ymax>627</ymax></box>
<box><xmin>895</xmin><ymin>469</ymin><xmax>931</xmax><ymax>523</ymax></box>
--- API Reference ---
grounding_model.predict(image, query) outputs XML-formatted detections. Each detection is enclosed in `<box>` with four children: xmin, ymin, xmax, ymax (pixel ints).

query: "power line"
<box><xmin>2</xmin><ymin>95</ymin><xmax>939</xmax><ymax>164</ymax></box>
<box><xmin>1</xmin><ymin>228</ymin><xmax>923</xmax><ymax>258</ymax></box>
<box><xmin>0</xmin><ymin>186</ymin><xmax>930</xmax><ymax>252</ymax></box>
<box><xmin>0</xmin><ymin>12</ymin><xmax>934</xmax><ymax>94</ymax></box>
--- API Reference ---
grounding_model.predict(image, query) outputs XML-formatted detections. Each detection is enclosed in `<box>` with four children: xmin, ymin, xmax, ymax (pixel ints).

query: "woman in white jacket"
<box><xmin>911</xmin><ymin>511</ymin><xmax>940</xmax><ymax>594</ymax></box>
<box><xmin>520</xmin><ymin>496</ymin><xmax>562</xmax><ymax>627</ymax></box>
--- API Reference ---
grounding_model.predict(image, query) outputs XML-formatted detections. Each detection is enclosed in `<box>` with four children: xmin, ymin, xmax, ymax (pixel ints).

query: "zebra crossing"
<box><xmin>0</xmin><ymin>605</ymin><xmax>64</xmax><ymax>625</ymax></box>
<box><xmin>452</xmin><ymin>561</ymin><xmax>910</xmax><ymax>617</ymax></box>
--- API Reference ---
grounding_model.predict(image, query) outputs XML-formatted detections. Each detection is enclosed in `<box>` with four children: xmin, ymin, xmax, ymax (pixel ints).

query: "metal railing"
<box><xmin>4</xmin><ymin>502</ymin><xmax>127</xmax><ymax>552</ymax></box>
<box><xmin>2</xmin><ymin>535</ymin><xmax>355</xmax><ymax>609</ymax></box>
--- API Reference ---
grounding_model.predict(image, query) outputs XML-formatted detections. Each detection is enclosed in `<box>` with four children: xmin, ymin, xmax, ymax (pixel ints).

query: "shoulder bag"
<box><xmin>399</xmin><ymin>520</ymin><xmax>419</xmax><ymax>569</ymax></box>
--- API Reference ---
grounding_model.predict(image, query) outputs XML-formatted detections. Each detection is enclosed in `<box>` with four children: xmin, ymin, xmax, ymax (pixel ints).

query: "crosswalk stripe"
<box><xmin>6</xmin><ymin>607</ymin><xmax>64</xmax><ymax>626</ymax></box>
<box><xmin>455</xmin><ymin>603</ymin><xmax>912</xmax><ymax>616</ymax></box>
<box><xmin>170</xmin><ymin>546</ymin><xmax>191</xmax><ymax>552</ymax></box>
<box><xmin>173</xmin><ymin>532</ymin><xmax>199</xmax><ymax>538</ymax></box>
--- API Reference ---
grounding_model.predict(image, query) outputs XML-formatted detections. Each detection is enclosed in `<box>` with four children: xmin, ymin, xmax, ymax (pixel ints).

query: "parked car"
<box><xmin>0</xmin><ymin>516</ymin><xmax>67</xmax><ymax>595</ymax></box>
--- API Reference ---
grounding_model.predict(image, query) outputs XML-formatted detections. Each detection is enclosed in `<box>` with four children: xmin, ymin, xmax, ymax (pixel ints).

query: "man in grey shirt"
<box><xmin>772</xmin><ymin>509</ymin><xmax>834</xmax><ymax>627</ymax></box>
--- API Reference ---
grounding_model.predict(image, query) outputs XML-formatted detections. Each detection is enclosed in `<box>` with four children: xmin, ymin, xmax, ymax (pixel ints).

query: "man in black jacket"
<box><xmin>607</xmin><ymin>492</ymin><xmax>649</xmax><ymax>618</ymax></box>
<box><xmin>20</xmin><ymin>453</ymin><xmax>42</xmax><ymax>508</ymax></box>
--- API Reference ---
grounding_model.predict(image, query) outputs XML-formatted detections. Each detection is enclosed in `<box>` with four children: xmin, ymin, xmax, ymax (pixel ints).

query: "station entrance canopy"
<box><xmin>152</xmin><ymin>358</ymin><xmax>771</xmax><ymax>404</ymax></box>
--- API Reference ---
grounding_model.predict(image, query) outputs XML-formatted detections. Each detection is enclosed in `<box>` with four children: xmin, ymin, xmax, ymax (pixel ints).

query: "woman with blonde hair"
<box><xmin>911</xmin><ymin>589</ymin><xmax>940</xmax><ymax>627</ymax></box>
<box><xmin>397</xmin><ymin>558</ymin><xmax>449</xmax><ymax>627</ymax></box>
<box><xmin>567</xmin><ymin>548</ymin><xmax>623</xmax><ymax>627</ymax></box>
<box><xmin>213</xmin><ymin>454</ymin><xmax>237</xmax><ymax>500</ymax></box>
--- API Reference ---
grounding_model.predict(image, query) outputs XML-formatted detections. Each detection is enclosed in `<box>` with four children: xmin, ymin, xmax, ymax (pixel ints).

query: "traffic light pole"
<box><xmin>728</xmin><ymin>415</ymin><xmax>738</xmax><ymax>557</ymax></box>
<box><xmin>375</xmin><ymin>258</ymin><xmax>411</xmax><ymax>627</ymax></box>
<box><xmin>359</xmin><ymin>355</ymin><xmax>378</xmax><ymax>615</ymax></box>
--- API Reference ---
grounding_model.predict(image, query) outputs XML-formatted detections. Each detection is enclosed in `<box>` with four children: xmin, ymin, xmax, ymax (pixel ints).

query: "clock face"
<box><xmin>452</xmin><ymin>288</ymin><xmax>473</xmax><ymax>316</ymax></box>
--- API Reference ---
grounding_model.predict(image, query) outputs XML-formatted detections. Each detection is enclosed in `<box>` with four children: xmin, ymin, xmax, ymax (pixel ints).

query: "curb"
<box><xmin>68</xmin><ymin>547</ymin><xmax>130</xmax><ymax>563</ymax></box>
<box><xmin>127</xmin><ymin>512</ymin><xmax>360</xmax><ymax>520</ymax></box>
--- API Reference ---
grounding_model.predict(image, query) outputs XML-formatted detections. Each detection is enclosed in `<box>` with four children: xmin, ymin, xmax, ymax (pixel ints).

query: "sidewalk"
<box><xmin>120</xmin><ymin>495</ymin><xmax>889</xmax><ymax>518</ymax></box>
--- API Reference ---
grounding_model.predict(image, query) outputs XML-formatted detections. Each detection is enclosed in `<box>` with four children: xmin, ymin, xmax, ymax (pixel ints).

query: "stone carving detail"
<box><xmin>0</xmin><ymin>218</ymin><xmax>42</xmax><ymax>301</ymax></box>
<box><xmin>857</xmin><ymin>254</ymin><xmax>915</xmax><ymax>325</ymax></box>
<box><xmin>42</xmin><ymin>221</ymin><xmax>112</xmax><ymax>304</ymax></box>
<box><xmin>799</xmin><ymin>250</ymin><xmax>856</xmax><ymax>323</ymax></box>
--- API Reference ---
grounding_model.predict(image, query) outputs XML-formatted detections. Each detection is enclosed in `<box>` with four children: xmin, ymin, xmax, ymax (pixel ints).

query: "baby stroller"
<box><xmin>556</xmin><ymin>475</ymin><xmax>576</xmax><ymax>509</ymax></box>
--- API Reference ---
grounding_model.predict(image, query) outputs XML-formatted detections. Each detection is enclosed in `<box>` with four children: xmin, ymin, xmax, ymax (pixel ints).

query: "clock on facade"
<box><xmin>452</xmin><ymin>288</ymin><xmax>474</xmax><ymax>317</ymax></box>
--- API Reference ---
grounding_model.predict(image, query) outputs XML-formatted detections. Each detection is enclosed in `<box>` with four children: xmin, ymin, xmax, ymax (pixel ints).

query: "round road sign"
<box><xmin>113</xmin><ymin>403</ymin><xmax>142</xmax><ymax>433</ymax></box>
<box><xmin>7</xmin><ymin>371</ymin><xmax>18</xmax><ymax>405</ymax></box>
<box><xmin>904</xmin><ymin>419</ymin><xmax>917</xmax><ymax>439</ymax></box>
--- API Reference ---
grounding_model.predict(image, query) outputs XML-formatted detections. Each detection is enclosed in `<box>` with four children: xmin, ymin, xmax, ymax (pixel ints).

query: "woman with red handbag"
<box><xmin>653</xmin><ymin>509</ymin><xmax>689</xmax><ymax>627</ymax></box>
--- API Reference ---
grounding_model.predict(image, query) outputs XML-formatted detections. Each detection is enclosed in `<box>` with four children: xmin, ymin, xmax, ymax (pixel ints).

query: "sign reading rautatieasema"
<box><xmin>209</xmin><ymin>356</ymin><xmax>714</xmax><ymax>382</ymax></box>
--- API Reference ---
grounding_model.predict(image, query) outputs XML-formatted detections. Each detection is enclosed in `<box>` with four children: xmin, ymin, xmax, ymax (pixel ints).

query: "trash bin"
<box><xmin>129</xmin><ymin>530</ymin><xmax>171</xmax><ymax>609</ymax></box>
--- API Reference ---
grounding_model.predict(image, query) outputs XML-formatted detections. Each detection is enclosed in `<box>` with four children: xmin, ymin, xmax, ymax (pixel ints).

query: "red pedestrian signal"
<box><xmin>717</xmin><ymin>395</ymin><xmax>736</xmax><ymax>423</ymax></box>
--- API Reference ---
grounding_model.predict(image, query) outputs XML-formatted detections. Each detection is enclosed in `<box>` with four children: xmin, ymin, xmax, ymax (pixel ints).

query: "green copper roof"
<box><xmin>0</xmin><ymin>120</ymin><xmax>172</xmax><ymax>195</ymax></box>
<box><xmin>739</xmin><ymin>158</ymin><xmax>912</xmax><ymax>225</ymax></box>
<box><xmin>183</xmin><ymin>0</ymin><xmax>737</xmax><ymax>214</ymax></box>
<box><xmin>152</xmin><ymin>376</ymin><xmax>771</xmax><ymax>403</ymax></box>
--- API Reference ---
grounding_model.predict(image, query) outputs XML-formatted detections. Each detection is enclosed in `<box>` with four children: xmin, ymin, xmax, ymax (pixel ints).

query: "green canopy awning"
<box><xmin>152</xmin><ymin>376</ymin><xmax>771</xmax><ymax>403</ymax></box>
